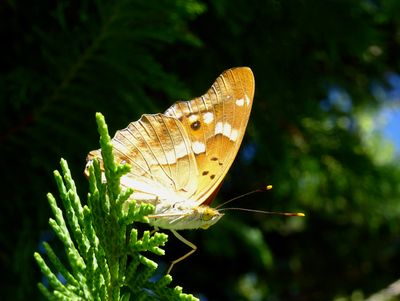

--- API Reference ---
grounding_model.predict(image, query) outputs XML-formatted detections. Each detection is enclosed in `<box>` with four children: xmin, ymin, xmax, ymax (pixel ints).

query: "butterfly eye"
<box><xmin>202</xmin><ymin>211</ymin><xmax>213</xmax><ymax>221</ymax></box>
<box><xmin>190</xmin><ymin>120</ymin><xmax>201</xmax><ymax>130</ymax></box>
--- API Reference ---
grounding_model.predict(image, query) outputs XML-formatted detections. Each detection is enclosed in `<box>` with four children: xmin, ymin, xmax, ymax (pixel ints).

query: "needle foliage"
<box><xmin>34</xmin><ymin>113</ymin><xmax>198</xmax><ymax>301</ymax></box>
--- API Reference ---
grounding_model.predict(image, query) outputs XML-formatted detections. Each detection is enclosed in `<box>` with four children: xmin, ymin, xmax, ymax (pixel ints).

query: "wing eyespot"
<box><xmin>191</xmin><ymin>120</ymin><xmax>201</xmax><ymax>130</ymax></box>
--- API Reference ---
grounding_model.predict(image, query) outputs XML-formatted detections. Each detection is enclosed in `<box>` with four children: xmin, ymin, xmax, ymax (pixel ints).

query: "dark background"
<box><xmin>1</xmin><ymin>1</ymin><xmax>400</xmax><ymax>300</ymax></box>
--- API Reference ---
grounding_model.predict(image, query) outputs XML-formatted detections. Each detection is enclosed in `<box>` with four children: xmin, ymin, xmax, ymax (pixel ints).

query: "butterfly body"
<box><xmin>86</xmin><ymin>67</ymin><xmax>255</xmax><ymax>231</ymax></box>
<box><xmin>149</xmin><ymin>202</ymin><xmax>223</xmax><ymax>230</ymax></box>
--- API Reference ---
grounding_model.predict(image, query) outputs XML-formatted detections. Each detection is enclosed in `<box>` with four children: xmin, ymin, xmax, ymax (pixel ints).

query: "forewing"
<box><xmin>164</xmin><ymin>67</ymin><xmax>255</xmax><ymax>205</ymax></box>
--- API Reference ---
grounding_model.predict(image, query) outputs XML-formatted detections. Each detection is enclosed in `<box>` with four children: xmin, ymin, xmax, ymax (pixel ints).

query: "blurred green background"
<box><xmin>1</xmin><ymin>0</ymin><xmax>400</xmax><ymax>300</ymax></box>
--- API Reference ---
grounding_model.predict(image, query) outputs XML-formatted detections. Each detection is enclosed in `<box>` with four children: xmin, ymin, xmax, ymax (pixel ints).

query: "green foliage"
<box><xmin>34</xmin><ymin>113</ymin><xmax>198</xmax><ymax>301</ymax></box>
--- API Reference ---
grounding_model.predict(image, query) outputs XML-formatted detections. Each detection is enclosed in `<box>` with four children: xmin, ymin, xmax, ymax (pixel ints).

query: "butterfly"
<box><xmin>85</xmin><ymin>67</ymin><xmax>255</xmax><ymax>272</ymax></box>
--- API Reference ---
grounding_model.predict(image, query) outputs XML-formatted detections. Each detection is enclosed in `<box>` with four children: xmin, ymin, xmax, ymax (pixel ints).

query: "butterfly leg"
<box><xmin>167</xmin><ymin>230</ymin><xmax>197</xmax><ymax>274</ymax></box>
<box><xmin>150</xmin><ymin>227</ymin><xmax>159</xmax><ymax>236</ymax></box>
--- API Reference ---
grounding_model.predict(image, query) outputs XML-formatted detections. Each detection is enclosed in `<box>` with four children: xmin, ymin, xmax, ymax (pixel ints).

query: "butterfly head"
<box><xmin>196</xmin><ymin>206</ymin><xmax>224</xmax><ymax>229</ymax></box>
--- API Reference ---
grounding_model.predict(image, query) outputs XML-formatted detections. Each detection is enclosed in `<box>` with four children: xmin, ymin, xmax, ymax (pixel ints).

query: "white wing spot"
<box><xmin>215</xmin><ymin>122</ymin><xmax>232</xmax><ymax>137</ymax></box>
<box><xmin>188</xmin><ymin>114</ymin><xmax>198</xmax><ymax>123</ymax></box>
<box><xmin>157</xmin><ymin>142</ymin><xmax>188</xmax><ymax>164</ymax></box>
<box><xmin>236</xmin><ymin>98</ymin><xmax>245</xmax><ymax>106</ymax></box>
<box><xmin>203</xmin><ymin>112</ymin><xmax>214</xmax><ymax>124</ymax></box>
<box><xmin>245</xmin><ymin>94</ymin><xmax>250</xmax><ymax>106</ymax></box>
<box><xmin>164</xmin><ymin>151</ymin><xmax>177</xmax><ymax>164</ymax></box>
<box><xmin>223</xmin><ymin>123</ymin><xmax>232</xmax><ymax>136</ymax></box>
<box><xmin>230</xmin><ymin>129</ymin><xmax>239</xmax><ymax>141</ymax></box>
<box><xmin>215</xmin><ymin>122</ymin><xmax>223</xmax><ymax>134</ymax></box>
<box><xmin>192</xmin><ymin>141</ymin><xmax>206</xmax><ymax>154</ymax></box>
<box><xmin>174</xmin><ymin>141</ymin><xmax>189</xmax><ymax>159</ymax></box>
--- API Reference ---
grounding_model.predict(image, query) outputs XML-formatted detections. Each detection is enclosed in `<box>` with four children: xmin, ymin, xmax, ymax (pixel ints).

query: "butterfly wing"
<box><xmin>86</xmin><ymin>67</ymin><xmax>254</xmax><ymax>206</ymax></box>
<box><xmin>164</xmin><ymin>67</ymin><xmax>255</xmax><ymax>205</ymax></box>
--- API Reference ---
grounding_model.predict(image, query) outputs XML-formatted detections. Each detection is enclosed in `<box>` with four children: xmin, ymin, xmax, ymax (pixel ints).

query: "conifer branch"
<box><xmin>35</xmin><ymin>112</ymin><xmax>198</xmax><ymax>300</ymax></box>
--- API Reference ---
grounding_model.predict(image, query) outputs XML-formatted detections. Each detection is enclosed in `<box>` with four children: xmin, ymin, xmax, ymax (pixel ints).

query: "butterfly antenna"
<box><xmin>215</xmin><ymin>185</ymin><xmax>273</xmax><ymax>209</ymax></box>
<box><xmin>216</xmin><ymin>185</ymin><xmax>305</xmax><ymax>217</ymax></box>
<box><xmin>219</xmin><ymin>207</ymin><xmax>305</xmax><ymax>217</ymax></box>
